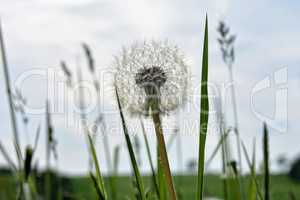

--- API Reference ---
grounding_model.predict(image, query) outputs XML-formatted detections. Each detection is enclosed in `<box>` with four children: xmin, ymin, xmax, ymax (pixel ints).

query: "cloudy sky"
<box><xmin>0</xmin><ymin>0</ymin><xmax>299</xmax><ymax>175</ymax></box>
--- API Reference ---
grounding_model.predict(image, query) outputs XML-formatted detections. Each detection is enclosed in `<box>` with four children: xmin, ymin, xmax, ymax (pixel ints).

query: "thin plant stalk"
<box><xmin>0</xmin><ymin>20</ymin><xmax>22</xmax><ymax>168</ymax></box>
<box><xmin>218</xmin><ymin>20</ymin><xmax>244</xmax><ymax>199</ymax></box>
<box><xmin>196</xmin><ymin>16</ymin><xmax>209</xmax><ymax>200</ymax></box>
<box><xmin>77</xmin><ymin>57</ymin><xmax>107</xmax><ymax>199</ymax></box>
<box><xmin>82</xmin><ymin>43</ymin><xmax>114</xmax><ymax>198</ymax></box>
<box><xmin>45</xmin><ymin>101</ymin><xmax>52</xmax><ymax>200</ymax></box>
<box><xmin>96</xmin><ymin>92</ymin><xmax>116</xmax><ymax>199</ymax></box>
<box><xmin>76</xmin><ymin>57</ymin><xmax>93</xmax><ymax>171</ymax></box>
<box><xmin>228</xmin><ymin>64</ymin><xmax>243</xmax><ymax>175</ymax></box>
<box><xmin>115</xmin><ymin>88</ymin><xmax>146</xmax><ymax>200</ymax></box>
<box><xmin>87</xmin><ymin>133</ymin><xmax>107</xmax><ymax>199</ymax></box>
<box><xmin>241</xmin><ymin>141</ymin><xmax>263</xmax><ymax>200</ymax></box>
<box><xmin>263</xmin><ymin>123</ymin><xmax>270</xmax><ymax>200</ymax></box>
<box><xmin>216</xmin><ymin>97</ymin><xmax>229</xmax><ymax>200</ymax></box>
<box><xmin>175</xmin><ymin>114</ymin><xmax>183</xmax><ymax>199</ymax></box>
<box><xmin>139</xmin><ymin>118</ymin><xmax>160</xmax><ymax>197</ymax></box>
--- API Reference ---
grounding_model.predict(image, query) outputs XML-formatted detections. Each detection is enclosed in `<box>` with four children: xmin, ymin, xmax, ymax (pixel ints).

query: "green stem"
<box><xmin>151</xmin><ymin>112</ymin><xmax>177</xmax><ymax>200</ymax></box>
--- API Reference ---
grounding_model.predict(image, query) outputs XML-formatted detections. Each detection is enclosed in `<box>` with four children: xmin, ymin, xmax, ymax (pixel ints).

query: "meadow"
<box><xmin>0</xmin><ymin>172</ymin><xmax>299</xmax><ymax>200</ymax></box>
<box><xmin>0</xmin><ymin>15</ymin><xmax>297</xmax><ymax>200</ymax></box>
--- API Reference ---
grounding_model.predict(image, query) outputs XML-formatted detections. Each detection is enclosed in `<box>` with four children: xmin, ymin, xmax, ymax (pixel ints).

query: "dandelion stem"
<box><xmin>151</xmin><ymin>111</ymin><xmax>177</xmax><ymax>200</ymax></box>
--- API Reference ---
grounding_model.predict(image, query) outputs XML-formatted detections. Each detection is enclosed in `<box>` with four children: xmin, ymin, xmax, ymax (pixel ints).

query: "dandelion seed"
<box><xmin>114</xmin><ymin>40</ymin><xmax>189</xmax><ymax>116</ymax></box>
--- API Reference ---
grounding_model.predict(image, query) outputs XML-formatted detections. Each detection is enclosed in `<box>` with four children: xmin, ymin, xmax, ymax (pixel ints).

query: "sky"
<box><xmin>0</xmin><ymin>0</ymin><xmax>299</xmax><ymax>175</ymax></box>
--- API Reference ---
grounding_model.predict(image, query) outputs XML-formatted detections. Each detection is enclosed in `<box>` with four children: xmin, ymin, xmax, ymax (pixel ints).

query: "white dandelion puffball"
<box><xmin>114</xmin><ymin>40</ymin><xmax>189</xmax><ymax>116</ymax></box>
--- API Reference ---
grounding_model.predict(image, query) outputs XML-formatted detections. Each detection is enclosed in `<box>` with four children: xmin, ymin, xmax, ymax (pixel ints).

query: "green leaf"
<box><xmin>197</xmin><ymin>15</ymin><xmax>209</xmax><ymax>200</ymax></box>
<box><xmin>115</xmin><ymin>88</ymin><xmax>146</xmax><ymax>200</ymax></box>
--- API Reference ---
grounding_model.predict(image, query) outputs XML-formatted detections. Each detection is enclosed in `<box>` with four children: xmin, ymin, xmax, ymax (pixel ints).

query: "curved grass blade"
<box><xmin>139</xmin><ymin>118</ymin><xmax>160</xmax><ymax>197</ymax></box>
<box><xmin>115</xmin><ymin>88</ymin><xmax>146</xmax><ymax>200</ymax></box>
<box><xmin>87</xmin><ymin>133</ymin><xmax>107</xmax><ymax>199</ymax></box>
<box><xmin>196</xmin><ymin>15</ymin><xmax>209</xmax><ymax>200</ymax></box>
<box><xmin>0</xmin><ymin>20</ymin><xmax>22</xmax><ymax>168</ymax></box>
<box><xmin>90</xmin><ymin>172</ymin><xmax>106</xmax><ymax>200</ymax></box>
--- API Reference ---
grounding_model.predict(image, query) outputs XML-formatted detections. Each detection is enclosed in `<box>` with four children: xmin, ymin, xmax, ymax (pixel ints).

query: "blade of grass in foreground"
<box><xmin>196</xmin><ymin>15</ymin><xmax>209</xmax><ymax>200</ymax></box>
<box><xmin>263</xmin><ymin>123</ymin><xmax>270</xmax><ymax>200</ymax></box>
<box><xmin>139</xmin><ymin>118</ymin><xmax>160</xmax><ymax>197</ymax></box>
<box><xmin>90</xmin><ymin>172</ymin><xmax>106</xmax><ymax>200</ymax></box>
<box><xmin>87</xmin><ymin>133</ymin><xmax>107</xmax><ymax>200</ymax></box>
<box><xmin>115</xmin><ymin>88</ymin><xmax>146</xmax><ymax>200</ymax></box>
<box><xmin>241</xmin><ymin>141</ymin><xmax>263</xmax><ymax>200</ymax></box>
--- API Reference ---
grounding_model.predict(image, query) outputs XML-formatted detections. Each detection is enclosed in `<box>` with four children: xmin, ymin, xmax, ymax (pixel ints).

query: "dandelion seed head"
<box><xmin>114</xmin><ymin>40</ymin><xmax>189</xmax><ymax>116</ymax></box>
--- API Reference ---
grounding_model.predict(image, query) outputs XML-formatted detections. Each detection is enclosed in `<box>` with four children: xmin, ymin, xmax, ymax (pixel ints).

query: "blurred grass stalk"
<box><xmin>0</xmin><ymin>20</ymin><xmax>22</xmax><ymax>169</ymax></box>
<box><xmin>242</xmin><ymin>140</ymin><xmax>263</xmax><ymax>200</ymax></box>
<box><xmin>82</xmin><ymin>43</ymin><xmax>115</xmax><ymax>198</ymax></box>
<box><xmin>76</xmin><ymin>55</ymin><xmax>108</xmax><ymax>199</ymax></box>
<box><xmin>263</xmin><ymin>123</ymin><xmax>270</xmax><ymax>200</ymax></box>
<box><xmin>45</xmin><ymin>101</ymin><xmax>52</xmax><ymax>200</ymax></box>
<box><xmin>196</xmin><ymin>16</ymin><xmax>209</xmax><ymax>200</ymax></box>
<box><xmin>217</xmin><ymin>20</ymin><xmax>244</xmax><ymax>199</ymax></box>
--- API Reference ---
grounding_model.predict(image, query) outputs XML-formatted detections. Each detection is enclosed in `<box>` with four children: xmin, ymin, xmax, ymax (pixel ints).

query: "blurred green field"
<box><xmin>1</xmin><ymin>173</ymin><xmax>298</xmax><ymax>199</ymax></box>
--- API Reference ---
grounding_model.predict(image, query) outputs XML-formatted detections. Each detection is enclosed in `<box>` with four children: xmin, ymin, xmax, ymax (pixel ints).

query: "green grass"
<box><xmin>72</xmin><ymin>174</ymin><xmax>300</xmax><ymax>200</ymax></box>
<box><xmin>1</xmin><ymin>174</ymin><xmax>298</xmax><ymax>200</ymax></box>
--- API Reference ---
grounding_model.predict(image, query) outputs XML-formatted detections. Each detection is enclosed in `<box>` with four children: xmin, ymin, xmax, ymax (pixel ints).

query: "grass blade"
<box><xmin>115</xmin><ymin>88</ymin><xmax>146</xmax><ymax>200</ymax></box>
<box><xmin>139</xmin><ymin>118</ymin><xmax>160</xmax><ymax>197</ymax></box>
<box><xmin>196</xmin><ymin>15</ymin><xmax>209</xmax><ymax>200</ymax></box>
<box><xmin>90</xmin><ymin>172</ymin><xmax>106</xmax><ymax>200</ymax></box>
<box><xmin>0</xmin><ymin>19</ymin><xmax>22</xmax><ymax>168</ymax></box>
<box><xmin>33</xmin><ymin>124</ymin><xmax>41</xmax><ymax>153</ymax></box>
<box><xmin>263</xmin><ymin>123</ymin><xmax>270</xmax><ymax>200</ymax></box>
<box><xmin>87</xmin><ymin>133</ymin><xmax>107</xmax><ymax>200</ymax></box>
<box><xmin>241</xmin><ymin>141</ymin><xmax>263</xmax><ymax>200</ymax></box>
<box><xmin>206</xmin><ymin>131</ymin><xmax>229</xmax><ymax>168</ymax></box>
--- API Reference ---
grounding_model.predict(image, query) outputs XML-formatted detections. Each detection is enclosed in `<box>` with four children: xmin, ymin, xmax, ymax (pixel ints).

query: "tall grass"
<box><xmin>196</xmin><ymin>15</ymin><xmax>209</xmax><ymax>200</ymax></box>
<box><xmin>0</xmin><ymin>20</ymin><xmax>22</xmax><ymax>169</ymax></box>
<box><xmin>0</xmin><ymin>15</ymin><xmax>291</xmax><ymax>200</ymax></box>
<box><xmin>115</xmin><ymin>88</ymin><xmax>146</xmax><ymax>200</ymax></box>
<box><xmin>87</xmin><ymin>133</ymin><xmax>107</xmax><ymax>199</ymax></box>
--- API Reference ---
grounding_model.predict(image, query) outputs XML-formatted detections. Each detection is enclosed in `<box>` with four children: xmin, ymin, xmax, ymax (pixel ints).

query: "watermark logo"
<box><xmin>251</xmin><ymin>67</ymin><xmax>288</xmax><ymax>132</ymax></box>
